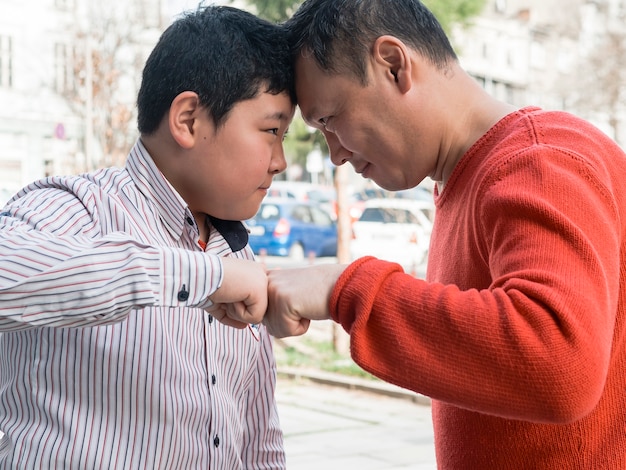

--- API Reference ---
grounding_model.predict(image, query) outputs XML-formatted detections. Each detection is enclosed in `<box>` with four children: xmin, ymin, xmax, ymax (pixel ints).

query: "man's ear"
<box><xmin>372</xmin><ymin>35</ymin><xmax>412</xmax><ymax>94</ymax></box>
<box><xmin>169</xmin><ymin>91</ymin><xmax>202</xmax><ymax>149</ymax></box>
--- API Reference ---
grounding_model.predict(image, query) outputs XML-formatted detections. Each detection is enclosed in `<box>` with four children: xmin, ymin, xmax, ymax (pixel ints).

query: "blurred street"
<box><xmin>276</xmin><ymin>375</ymin><xmax>436</xmax><ymax>469</ymax></box>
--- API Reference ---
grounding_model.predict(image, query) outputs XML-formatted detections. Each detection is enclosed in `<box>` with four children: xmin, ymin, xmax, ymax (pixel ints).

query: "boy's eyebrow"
<box><xmin>265</xmin><ymin>111</ymin><xmax>291</xmax><ymax>121</ymax></box>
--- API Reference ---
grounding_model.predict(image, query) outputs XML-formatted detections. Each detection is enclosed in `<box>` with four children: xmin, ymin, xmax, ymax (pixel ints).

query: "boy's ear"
<box><xmin>169</xmin><ymin>91</ymin><xmax>202</xmax><ymax>149</ymax></box>
<box><xmin>372</xmin><ymin>35</ymin><xmax>412</xmax><ymax>94</ymax></box>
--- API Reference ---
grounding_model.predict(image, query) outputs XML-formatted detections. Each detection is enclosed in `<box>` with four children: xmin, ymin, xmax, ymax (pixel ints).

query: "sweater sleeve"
<box><xmin>329</xmin><ymin>143</ymin><xmax>622</xmax><ymax>424</ymax></box>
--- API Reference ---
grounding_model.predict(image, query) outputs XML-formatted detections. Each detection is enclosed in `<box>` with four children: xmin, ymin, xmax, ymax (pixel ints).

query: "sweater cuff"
<box><xmin>329</xmin><ymin>256</ymin><xmax>404</xmax><ymax>333</ymax></box>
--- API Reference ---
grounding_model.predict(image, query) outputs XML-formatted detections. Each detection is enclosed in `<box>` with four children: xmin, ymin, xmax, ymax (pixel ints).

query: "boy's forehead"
<box><xmin>234</xmin><ymin>91</ymin><xmax>295</xmax><ymax>120</ymax></box>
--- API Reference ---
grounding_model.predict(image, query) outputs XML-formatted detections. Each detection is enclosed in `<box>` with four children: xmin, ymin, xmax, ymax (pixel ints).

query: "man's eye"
<box><xmin>318</xmin><ymin>117</ymin><xmax>328</xmax><ymax>129</ymax></box>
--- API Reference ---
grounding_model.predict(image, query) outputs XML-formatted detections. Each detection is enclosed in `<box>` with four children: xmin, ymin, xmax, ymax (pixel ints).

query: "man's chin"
<box><xmin>367</xmin><ymin>177</ymin><xmax>412</xmax><ymax>192</ymax></box>
<box><xmin>366</xmin><ymin>177</ymin><xmax>394</xmax><ymax>191</ymax></box>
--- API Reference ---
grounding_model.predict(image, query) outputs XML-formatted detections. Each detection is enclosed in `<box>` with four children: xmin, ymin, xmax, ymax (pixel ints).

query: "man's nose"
<box><xmin>325</xmin><ymin>132</ymin><xmax>350</xmax><ymax>166</ymax></box>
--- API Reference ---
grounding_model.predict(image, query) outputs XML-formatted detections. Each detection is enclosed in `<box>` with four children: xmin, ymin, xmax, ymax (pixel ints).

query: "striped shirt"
<box><xmin>0</xmin><ymin>140</ymin><xmax>285</xmax><ymax>469</ymax></box>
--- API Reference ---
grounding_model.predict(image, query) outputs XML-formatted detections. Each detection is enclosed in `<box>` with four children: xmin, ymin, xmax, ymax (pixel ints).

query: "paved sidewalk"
<box><xmin>275</xmin><ymin>374</ymin><xmax>436</xmax><ymax>469</ymax></box>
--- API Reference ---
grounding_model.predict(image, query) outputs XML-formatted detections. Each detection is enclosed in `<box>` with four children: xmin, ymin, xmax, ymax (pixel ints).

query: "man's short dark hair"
<box><xmin>284</xmin><ymin>0</ymin><xmax>457</xmax><ymax>84</ymax></box>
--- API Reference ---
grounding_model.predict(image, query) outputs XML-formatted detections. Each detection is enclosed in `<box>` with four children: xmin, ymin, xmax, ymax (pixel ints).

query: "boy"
<box><xmin>0</xmin><ymin>6</ymin><xmax>294</xmax><ymax>468</ymax></box>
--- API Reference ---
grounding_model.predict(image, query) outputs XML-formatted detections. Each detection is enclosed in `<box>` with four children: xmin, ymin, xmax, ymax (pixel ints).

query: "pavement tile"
<box><xmin>276</xmin><ymin>376</ymin><xmax>436</xmax><ymax>469</ymax></box>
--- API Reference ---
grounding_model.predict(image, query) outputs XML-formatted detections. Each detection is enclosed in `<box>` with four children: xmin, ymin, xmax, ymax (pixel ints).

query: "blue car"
<box><xmin>246</xmin><ymin>197</ymin><xmax>338</xmax><ymax>259</ymax></box>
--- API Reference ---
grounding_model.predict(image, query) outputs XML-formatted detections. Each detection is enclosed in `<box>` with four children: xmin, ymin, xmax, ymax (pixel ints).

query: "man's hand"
<box><xmin>206</xmin><ymin>257</ymin><xmax>268</xmax><ymax>328</ymax></box>
<box><xmin>264</xmin><ymin>264</ymin><xmax>346</xmax><ymax>338</ymax></box>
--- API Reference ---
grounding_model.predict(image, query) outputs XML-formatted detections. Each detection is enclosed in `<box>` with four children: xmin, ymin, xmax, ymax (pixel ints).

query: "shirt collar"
<box><xmin>207</xmin><ymin>215</ymin><xmax>248</xmax><ymax>252</ymax></box>
<box><xmin>126</xmin><ymin>140</ymin><xmax>248</xmax><ymax>252</ymax></box>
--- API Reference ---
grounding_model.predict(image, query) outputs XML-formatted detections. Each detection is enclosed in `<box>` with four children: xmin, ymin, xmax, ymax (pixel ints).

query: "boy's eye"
<box><xmin>267</xmin><ymin>128</ymin><xmax>279</xmax><ymax>136</ymax></box>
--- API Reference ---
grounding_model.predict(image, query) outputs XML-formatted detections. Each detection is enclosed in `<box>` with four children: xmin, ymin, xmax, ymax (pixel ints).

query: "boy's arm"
<box><xmin>0</xmin><ymin>188</ymin><xmax>234</xmax><ymax>330</ymax></box>
<box><xmin>206</xmin><ymin>256</ymin><xmax>268</xmax><ymax>328</ymax></box>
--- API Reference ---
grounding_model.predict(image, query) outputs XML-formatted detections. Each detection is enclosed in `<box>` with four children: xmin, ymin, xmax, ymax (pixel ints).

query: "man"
<box><xmin>0</xmin><ymin>6</ymin><xmax>293</xmax><ymax>468</ymax></box>
<box><xmin>264</xmin><ymin>0</ymin><xmax>626</xmax><ymax>467</ymax></box>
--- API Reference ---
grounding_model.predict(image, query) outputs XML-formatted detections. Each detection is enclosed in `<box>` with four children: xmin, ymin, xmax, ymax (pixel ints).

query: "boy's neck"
<box><xmin>192</xmin><ymin>212</ymin><xmax>209</xmax><ymax>243</ymax></box>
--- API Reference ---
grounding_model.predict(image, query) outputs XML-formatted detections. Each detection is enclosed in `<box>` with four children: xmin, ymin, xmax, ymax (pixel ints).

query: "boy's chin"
<box><xmin>228</xmin><ymin>202</ymin><xmax>263</xmax><ymax>222</ymax></box>
<box><xmin>204</xmin><ymin>193</ymin><xmax>265</xmax><ymax>221</ymax></box>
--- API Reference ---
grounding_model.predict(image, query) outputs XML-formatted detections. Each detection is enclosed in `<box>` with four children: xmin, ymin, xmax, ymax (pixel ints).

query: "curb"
<box><xmin>277</xmin><ymin>366</ymin><xmax>431</xmax><ymax>407</ymax></box>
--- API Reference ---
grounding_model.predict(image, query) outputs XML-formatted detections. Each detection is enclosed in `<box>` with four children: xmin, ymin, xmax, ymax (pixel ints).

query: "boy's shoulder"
<box><xmin>12</xmin><ymin>167</ymin><xmax>128</xmax><ymax>203</ymax></box>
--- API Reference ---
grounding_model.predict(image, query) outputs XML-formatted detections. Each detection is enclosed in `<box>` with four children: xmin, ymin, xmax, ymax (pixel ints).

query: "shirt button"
<box><xmin>208</xmin><ymin>315</ymin><xmax>214</xmax><ymax>324</ymax></box>
<box><xmin>213</xmin><ymin>435</ymin><xmax>220</xmax><ymax>448</ymax></box>
<box><xmin>186</xmin><ymin>216</ymin><xmax>194</xmax><ymax>226</ymax></box>
<box><xmin>211</xmin><ymin>374</ymin><xmax>216</xmax><ymax>385</ymax></box>
<box><xmin>177</xmin><ymin>285</ymin><xmax>189</xmax><ymax>301</ymax></box>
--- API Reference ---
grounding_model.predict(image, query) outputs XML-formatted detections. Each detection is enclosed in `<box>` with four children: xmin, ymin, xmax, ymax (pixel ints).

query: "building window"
<box><xmin>54</xmin><ymin>42</ymin><xmax>72</xmax><ymax>93</ymax></box>
<box><xmin>43</xmin><ymin>159</ymin><xmax>54</xmax><ymax>177</ymax></box>
<box><xmin>136</xmin><ymin>0</ymin><xmax>161</xmax><ymax>28</ymax></box>
<box><xmin>55</xmin><ymin>0</ymin><xmax>75</xmax><ymax>10</ymax></box>
<box><xmin>0</xmin><ymin>35</ymin><xmax>13</xmax><ymax>88</ymax></box>
<box><xmin>472</xmin><ymin>74</ymin><xmax>486</xmax><ymax>88</ymax></box>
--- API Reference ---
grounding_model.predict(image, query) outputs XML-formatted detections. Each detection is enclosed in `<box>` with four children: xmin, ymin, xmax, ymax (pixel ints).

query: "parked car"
<box><xmin>350</xmin><ymin>198</ymin><xmax>434</xmax><ymax>271</ymax></box>
<box><xmin>246</xmin><ymin>197</ymin><xmax>338</xmax><ymax>260</ymax></box>
<box><xmin>348</xmin><ymin>184</ymin><xmax>434</xmax><ymax>222</ymax></box>
<box><xmin>267</xmin><ymin>180</ymin><xmax>337</xmax><ymax>219</ymax></box>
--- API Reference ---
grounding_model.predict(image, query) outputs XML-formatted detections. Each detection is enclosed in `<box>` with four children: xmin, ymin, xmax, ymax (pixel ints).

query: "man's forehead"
<box><xmin>295</xmin><ymin>54</ymin><xmax>319</xmax><ymax>81</ymax></box>
<box><xmin>295</xmin><ymin>96</ymin><xmax>321</xmax><ymax>128</ymax></box>
<box><xmin>294</xmin><ymin>58</ymin><xmax>324</xmax><ymax>123</ymax></box>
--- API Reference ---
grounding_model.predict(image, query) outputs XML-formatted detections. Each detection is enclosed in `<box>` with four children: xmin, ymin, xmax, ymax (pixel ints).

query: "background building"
<box><xmin>0</xmin><ymin>0</ymin><xmax>624</xmax><ymax>203</ymax></box>
<box><xmin>0</xmin><ymin>0</ymin><xmax>167</xmax><ymax>198</ymax></box>
<box><xmin>454</xmin><ymin>0</ymin><xmax>626</xmax><ymax>142</ymax></box>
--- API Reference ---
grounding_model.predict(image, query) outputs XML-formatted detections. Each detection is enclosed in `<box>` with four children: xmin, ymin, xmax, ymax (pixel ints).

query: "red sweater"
<box><xmin>330</xmin><ymin>108</ymin><xmax>626</xmax><ymax>468</ymax></box>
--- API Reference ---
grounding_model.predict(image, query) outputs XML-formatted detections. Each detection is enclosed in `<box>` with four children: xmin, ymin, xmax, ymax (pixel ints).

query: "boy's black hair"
<box><xmin>138</xmin><ymin>5</ymin><xmax>295</xmax><ymax>135</ymax></box>
<box><xmin>284</xmin><ymin>0</ymin><xmax>457</xmax><ymax>85</ymax></box>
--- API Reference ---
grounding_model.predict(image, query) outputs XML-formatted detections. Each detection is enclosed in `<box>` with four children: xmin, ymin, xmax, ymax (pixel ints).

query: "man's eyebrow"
<box><xmin>299</xmin><ymin>108</ymin><xmax>318</xmax><ymax>126</ymax></box>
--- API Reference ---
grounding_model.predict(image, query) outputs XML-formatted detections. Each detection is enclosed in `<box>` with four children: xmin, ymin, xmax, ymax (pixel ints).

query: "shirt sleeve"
<box><xmin>0</xmin><ymin>187</ymin><xmax>223</xmax><ymax>331</ymax></box>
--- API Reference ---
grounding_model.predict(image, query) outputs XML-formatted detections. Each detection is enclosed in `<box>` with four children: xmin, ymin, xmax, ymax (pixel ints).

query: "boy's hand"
<box><xmin>206</xmin><ymin>257</ymin><xmax>268</xmax><ymax>328</ymax></box>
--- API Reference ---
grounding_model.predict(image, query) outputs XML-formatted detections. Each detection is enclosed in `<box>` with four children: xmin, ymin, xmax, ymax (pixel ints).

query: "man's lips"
<box><xmin>356</xmin><ymin>163</ymin><xmax>371</xmax><ymax>176</ymax></box>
